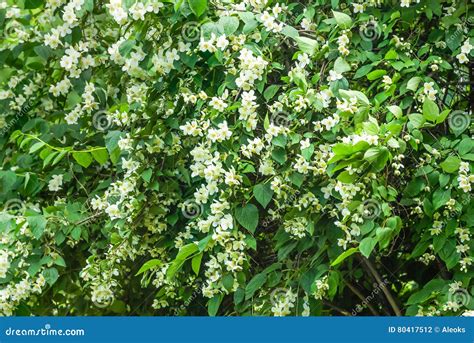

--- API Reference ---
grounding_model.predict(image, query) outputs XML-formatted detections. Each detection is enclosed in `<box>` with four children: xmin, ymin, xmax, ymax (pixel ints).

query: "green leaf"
<box><xmin>136</xmin><ymin>259</ymin><xmax>162</xmax><ymax>276</ymax></box>
<box><xmin>338</xmin><ymin>89</ymin><xmax>370</xmax><ymax>106</ymax></box>
<box><xmin>175</xmin><ymin>243</ymin><xmax>199</xmax><ymax>260</ymax></box>
<box><xmin>52</xmin><ymin>150</ymin><xmax>67</xmax><ymax>166</ymax></box>
<box><xmin>245</xmin><ymin>273</ymin><xmax>267</xmax><ymax>299</ymax></box>
<box><xmin>334</xmin><ymin>57</ymin><xmax>351</xmax><ymax>73</ymax></box>
<box><xmin>331</xmin><ymin>247</ymin><xmax>358</xmax><ymax>266</ymax></box>
<box><xmin>191</xmin><ymin>253</ymin><xmax>203</xmax><ymax>275</ymax></box>
<box><xmin>198</xmin><ymin>235</ymin><xmax>212</xmax><ymax>252</ymax></box>
<box><xmin>363</xmin><ymin>147</ymin><xmax>389</xmax><ymax>171</ymax></box>
<box><xmin>366</xmin><ymin>69</ymin><xmax>386</xmax><ymax>80</ymax></box>
<box><xmin>43</xmin><ymin>268</ymin><xmax>59</xmax><ymax>286</ymax></box>
<box><xmin>43</xmin><ymin>151</ymin><xmax>58</xmax><ymax>168</ymax></box>
<box><xmin>222</xmin><ymin>274</ymin><xmax>234</xmax><ymax>291</ymax></box>
<box><xmin>263</xmin><ymin>85</ymin><xmax>280</xmax><ymax>101</ymax></box>
<box><xmin>218</xmin><ymin>16</ymin><xmax>239</xmax><ymax>35</ymax></box>
<box><xmin>436</xmin><ymin>109</ymin><xmax>450</xmax><ymax>124</ymax></box>
<box><xmin>71</xmin><ymin>226</ymin><xmax>81</xmax><ymax>240</ymax></box>
<box><xmin>354</xmin><ymin>64</ymin><xmax>373</xmax><ymax>79</ymax></box>
<box><xmin>332</xmin><ymin>10</ymin><xmax>352</xmax><ymax>28</ymax></box>
<box><xmin>278</xmin><ymin>241</ymin><xmax>298</xmax><ymax>260</ymax></box>
<box><xmin>407</xmin><ymin>76</ymin><xmax>421</xmax><ymax>91</ymax></box>
<box><xmin>422</xmin><ymin>99</ymin><xmax>439</xmax><ymax>122</ymax></box>
<box><xmin>253</xmin><ymin>183</ymin><xmax>273</xmax><ymax>208</ymax></box>
<box><xmin>91</xmin><ymin>149</ymin><xmax>109</xmax><ymax>165</ymax></box>
<box><xmin>440</xmin><ymin>156</ymin><xmax>460</xmax><ymax>173</ymax></box>
<box><xmin>27</xmin><ymin>215</ymin><xmax>47</xmax><ymax>239</ymax></box>
<box><xmin>376</xmin><ymin>227</ymin><xmax>393</xmax><ymax>249</ymax></box>
<box><xmin>167</xmin><ymin>243</ymin><xmax>199</xmax><ymax>279</ymax></box>
<box><xmin>207</xmin><ymin>294</ymin><xmax>222</xmax><ymax>316</ymax></box>
<box><xmin>406</xmin><ymin>279</ymin><xmax>446</xmax><ymax>305</ymax></box>
<box><xmin>234</xmin><ymin>288</ymin><xmax>245</xmax><ymax>305</ymax></box>
<box><xmin>359</xmin><ymin>237</ymin><xmax>377</xmax><ymax>258</ymax></box>
<box><xmin>281</xmin><ymin>25</ymin><xmax>299</xmax><ymax>39</ymax></box>
<box><xmin>244</xmin><ymin>235</ymin><xmax>257</xmax><ymax>250</ymax></box>
<box><xmin>457</xmin><ymin>138</ymin><xmax>474</xmax><ymax>156</ymax></box>
<box><xmin>289</xmin><ymin>172</ymin><xmax>304</xmax><ymax>187</ymax></box>
<box><xmin>0</xmin><ymin>171</ymin><xmax>17</xmax><ymax>193</ymax></box>
<box><xmin>29</xmin><ymin>142</ymin><xmax>45</xmax><ymax>154</ymax></box>
<box><xmin>432</xmin><ymin>188</ymin><xmax>451</xmax><ymax>211</ymax></box>
<box><xmin>408</xmin><ymin>113</ymin><xmax>425</xmax><ymax>128</ymax></box>
<box><xmin>188</xmin><ymin>0</ymin><xmax>208</xmax><ymax>17</ymax></box>
<box><xmin>141</xmin><ymin>168</ymin><xmax>153</xmax><ymax>183</ymax></box>
<box><xmin>235</xmin><ymin>204</ymin><xmax>259</xmax><ymax>233</ymax></box>
<box><xmin>54</xmin><ymin>255</ymin><xmax>66</xmax><ymax>267</ymax></box>
<box><xmin>387</xmin><ymin>105</ymin><xmax>402</xmax><ymax>118</ymax></box>
<box><xmin>72</xmin><ymin>152</ymin><xmax>93</xmax><ymax>168</ymax></box>
<box><xmin>24</xmin><ymin>0</ymin><xmax>44</xmax><ymax>9</ymax></box>
<box><xmin>295</xmin><ymin>36</ymin><xmax>318</xmax><ymax>55</ymax></box>
<box><xmin>118</xmin><ymin>40</ymin><xmax>135</xmax><ymax>56</ymax></box>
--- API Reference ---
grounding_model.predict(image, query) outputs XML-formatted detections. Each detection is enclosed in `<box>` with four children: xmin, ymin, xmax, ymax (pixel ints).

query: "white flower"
<box><xmin>456</xmin><ymin>53</ymin><xmax>469</xmax><ymax>64</ymax></box>
<box><xmin>216</xmin><ymin>35</ymin><xmax>229</xmax><ymax>50</ymax></box>
<box><xmin>105</xmin><ymin>204</ymin><xmax>122</xmax><ymax>220</ymax></box>
<box><xmin>327</xmin><ymin>70</ymin><xmax>343</xmax><ymax>82</ymax></box>
<box><xmin>209</xmin><ymin>97</ymin><xmax>227</xmax><ymax>112</ymax></box>
<box><xmin>207</xmin><ymin>121</ymin><xmax>232</xmax><ymax>142</ymax></box>
<box><xmin>0</xmin><ymin>250</ymin><xmax>10</xmax><ymax>279</ymax></box>
<box><xmin>353</xmin><ymin>3</ymin><xmax>364</xmax><ymax>13</ymax></box>
<box><xmin>461</xmin><ymin>40</ymin><xmax>473</xmax><ymax>54</ymax></box>
<box><xmin>300</xmin><ymin>138</ymin><xmax>311</xmax><ymax>150</ymax></box>
<box><xmin>48</xmin><ymin>174</ymin><xmax>64</xmax><ymax>192</ymax></box>
<box><xmin>401</xmin><ymin>0</ymin><xmax>411</xmax><ymax>7</ymax></box>
<box><xmin>382</xmin><ymin>75</ymin><xmax>392</xmax><ymax>85</ymax></box>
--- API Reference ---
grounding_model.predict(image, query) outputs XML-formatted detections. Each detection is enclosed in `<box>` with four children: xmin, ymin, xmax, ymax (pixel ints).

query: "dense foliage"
<box><xmin>0</xmin><ymin>0</ymin><xmax>473</xmax><ymax>316</ymax></box>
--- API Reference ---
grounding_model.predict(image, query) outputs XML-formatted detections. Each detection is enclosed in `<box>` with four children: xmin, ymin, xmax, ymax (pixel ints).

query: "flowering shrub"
<box><xmin>0</xmin><ymin>0</ymin><xmax>473</xmax><ymax>316</ymax></box>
